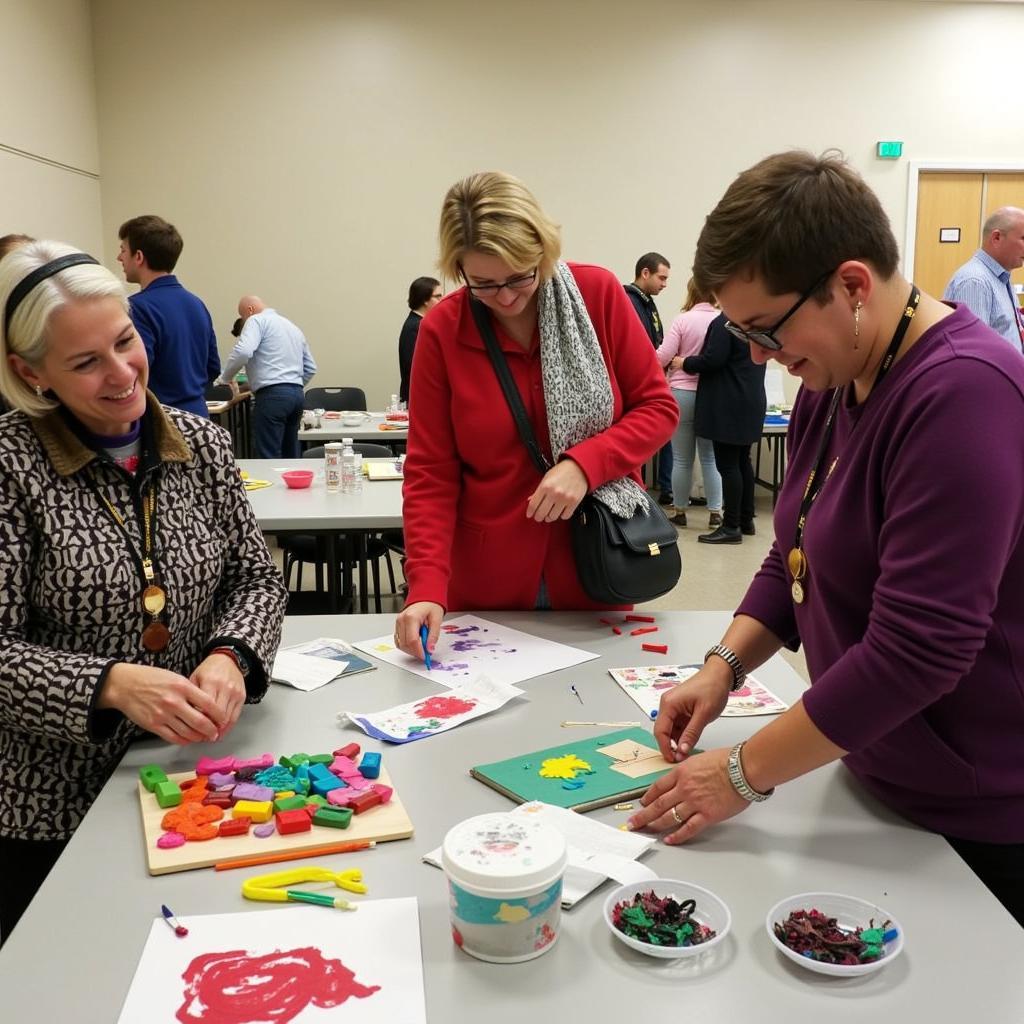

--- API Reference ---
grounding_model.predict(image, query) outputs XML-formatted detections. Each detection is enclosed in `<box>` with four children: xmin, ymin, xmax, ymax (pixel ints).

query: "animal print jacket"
<box><xmin>0</xmin><ymin>395</ymin><xmax>287</xmax><ymax>841</ymax></box>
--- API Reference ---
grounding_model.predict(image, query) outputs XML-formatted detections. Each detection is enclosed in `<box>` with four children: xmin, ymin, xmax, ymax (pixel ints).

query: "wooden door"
<box><xmin>914</xmin><ymin>173</ymin><xmax>983</xmax><ymax>298</ymax></box>
<box><xmin>984</xmin><ymin>173</ymin><xmax>1024</xmax><ymax>299</ymax></box>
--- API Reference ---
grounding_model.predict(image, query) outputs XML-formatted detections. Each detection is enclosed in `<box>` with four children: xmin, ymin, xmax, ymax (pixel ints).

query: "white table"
<box><xmin>299</xmin><ymin>412</ymin><xmax>408</xmax><ymax>445</ymax></box>
<box><xmin>2</xmin><ymin>611</ymin><xmax>1021</xmax><ymax>1022</ymax></box>
<box><xmin>239</xmin><ymin>458</ymin><xmax>403</xmax><ymax>613</ymax></box>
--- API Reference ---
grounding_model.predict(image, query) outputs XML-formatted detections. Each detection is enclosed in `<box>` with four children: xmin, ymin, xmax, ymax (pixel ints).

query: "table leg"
<box><xmin>357</xmin><ymin>534</ymin><xmax>369</xmax><ymax>614</ymax></box>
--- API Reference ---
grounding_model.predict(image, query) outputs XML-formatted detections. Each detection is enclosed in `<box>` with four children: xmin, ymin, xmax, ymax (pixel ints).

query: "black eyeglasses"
<box><xmin>458</xmin><ymin>266</ymin><xmax>538</xmax><ymax>297</ymax></box>
<box><xmin>724</xmin><ymin>268</ymin><xmax>837</xmax><ymax>351</ymax></box>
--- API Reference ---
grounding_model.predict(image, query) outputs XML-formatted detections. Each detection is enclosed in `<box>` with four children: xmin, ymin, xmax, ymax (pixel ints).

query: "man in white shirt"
<box><xmin>944</xmin><ymin>207</ymin><xmax>1024</xmax><ymax>352</ymax></box>
<box><xmin>219</xmin><ymin>295</ymin><xmax>317</xmax><ymax>458</ymax></box>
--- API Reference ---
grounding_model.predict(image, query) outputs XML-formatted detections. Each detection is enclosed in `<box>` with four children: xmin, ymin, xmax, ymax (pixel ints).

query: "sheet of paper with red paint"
<box><xmin>116</xmin><ymin>899</ymin><xmax>425</xmax><ymax>1024</ymax></box>
<box><xmin>608</xmin><ymin>663</ymin><xmax>790</xmax><ymax>719</ymax></box>
<box><xmin>338</xmin><ymin>674</ymin><xmax>525</xmax><ymax>743</ymax></box>
<box><xmin>422</xmin><ymin>801</ymin><xmax>657</xmax><ymax>907</ymax></box>
<box><xmin>351</xmin><ymin>614</ymin><xmax>599</xmax><ymax>687</ymax></box>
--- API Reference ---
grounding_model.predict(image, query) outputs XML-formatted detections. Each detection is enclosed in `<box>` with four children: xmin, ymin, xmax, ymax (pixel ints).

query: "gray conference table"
<box><xmin>2</xmin><ymin>612</ymin><xmax>1021</xmax><ymax>1021</ymax></box>
<box><xmin>239</xmin><ymin>458</ymin><xmax>403</xmax><ymax>613</ymax></box>
<box><xmin>299</xmin><ymin>412</ymin><xmax>408</xmax><ymax>445</ymax></box>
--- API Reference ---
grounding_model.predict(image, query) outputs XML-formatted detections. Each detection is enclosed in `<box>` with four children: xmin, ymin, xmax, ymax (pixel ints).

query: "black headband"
<box><xmin>3</xmin><ymin>253</ymin><xmax>101</xmax><ymax>336</ymax></box>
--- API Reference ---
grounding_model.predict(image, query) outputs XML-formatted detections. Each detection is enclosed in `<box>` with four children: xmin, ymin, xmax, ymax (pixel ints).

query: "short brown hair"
<box><xmin>693</xmin><ymin>150</ymin><xmax>900</xmax><ymax>301</ymax></box>
<box><xmin>118</xmin><ymin>215</ymin><xmax>183</xmax><ymax>273</ymax></box>
<box><xmin>438</xmin><ymin>171</ymin><xmax>561</xmax><ymax>282</ymax></box>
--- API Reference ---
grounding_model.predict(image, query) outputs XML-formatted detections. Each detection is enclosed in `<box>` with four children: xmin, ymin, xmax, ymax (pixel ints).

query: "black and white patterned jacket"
<box><xmin>0</xmin><ymin>396</ymin><xmax>288</xmax><ymax>841</ymax></box>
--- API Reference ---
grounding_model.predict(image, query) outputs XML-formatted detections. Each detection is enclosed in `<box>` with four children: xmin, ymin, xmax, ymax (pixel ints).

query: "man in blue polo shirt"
<box><xmin>117</xmin><ymin>215</ymin><xmax>220</xmax><ymax>416</ymax></box>
<box><xmin>944</xmin><ymin>206</ymin><xmax>1024</xmax><ymax>353</ymax></box>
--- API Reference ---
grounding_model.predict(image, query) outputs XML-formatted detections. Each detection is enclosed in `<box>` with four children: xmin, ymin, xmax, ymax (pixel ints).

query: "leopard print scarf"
<box><xmin>538</xmin><ymin>261</ymin><xmax>651</xmax><ymax>519</ymax></box>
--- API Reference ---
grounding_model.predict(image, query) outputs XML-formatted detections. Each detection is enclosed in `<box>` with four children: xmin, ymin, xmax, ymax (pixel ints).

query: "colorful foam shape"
<box><xmin>253</xmin><ymin>822</ymin><xmax>276</xmax><ymax>838</ymax></box>
<box><xmin>369</xmin><ymin>783</ymin><xmax>393</xmax><ymax>804</ymax></box>
<box><xmin>279</xmin><ymin>752</ymin><xmax>311</xmax><ymax>771</ymax></box>
<box><xmin>202</xmin><ymin>792</ymin><xmax>234</xmax><ymax>809</ymax></box>
<box><xmin>348</xmin><ymin>790</ymin><xmax>383</xmax><ymax>814</ymax></box>
<box><xmin>232</xmin><ymin>799</ymin><xmax>273</xmax><ymax>823</ymax></box>
<box><xmin>273</xmin><ymin>794</ymin><xmax>308</xmax><ymax>812</ymax></box>
<box><xmin>218</xmin><ymin>817</ymin><xmax>251</xmax><ymax>837</ymax></box>
<box><xmin>306</xmin><ymin>762</ymin><xmax>334</xmax><ymax>782</ymax></box>
<box><xmin>311</xmin><ymin>774</ymin><xmax>345</xmax><ymax>796</ymax></box>
<box><xmin>195</xmin><ymin>755</ymin><xmax>236</xmax><ymax>776</ymax></box>
<box><xmin>231</xmin><ymin>782</ymin><xmax>275</xmax><ymax>804</ymax></box>
<box><xmin>156</xmin><ymin>831</ymin><xmax>186</xmax><ymax>849</ymax></box>
<box><xmin>312</xmin><ymin>806</ymin><xmax>353</xmax><ymax>829</ymax></box>
<box><xmin>275</xmin><ymin>809</ymin><xmax>313</xmax><ymax>835</ymax></box>
<box><xmin>307</xmin><ymin>753</ymin><xmax>333</xmax><ymax>766</ymax></box>
<box><xmin>139</xmin><ymin>764</ymin><xmax>168</xmax><ymax>792</ymax></box>
<box><xmin>358</xmin><ymin>752</ymin><xmax>381</xmax><ymax>779</ymax></box>
<box><xmin>154</xmin><ymin>780</ymin><xmax>183</xmax><ymax>808</ymax></box>
<box><xmin>234</xmin><ymin>754</ymin><xmax>275</xmax><ymax>772</ymax></box>
<box><xmin>333</xmin><ymin>743</ymin><xmax>360</xmax><ymax>760</ymax></box>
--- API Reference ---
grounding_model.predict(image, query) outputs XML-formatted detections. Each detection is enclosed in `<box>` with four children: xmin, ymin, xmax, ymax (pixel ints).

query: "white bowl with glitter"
<box><xmin>604</xmin><ymin>879</ymin><xmax>731</xmax><ymax>959</ymax></box>
<box><xmin>766</xmin><ymin>892</ymin><xmax>904</xmax><ymax>977</ymax></box>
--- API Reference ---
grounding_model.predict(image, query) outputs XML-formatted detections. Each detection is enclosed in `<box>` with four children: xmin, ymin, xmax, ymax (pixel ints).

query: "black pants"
<box><xmin>712</xmin><ymin>441</ymin><xmax>755</xmax><ymax>530</ymax></box>
<box><xmin>0</xmin><ymin>835</ymin><xmax>67</xmax><ymax>946</ymax></box>
<box><xmin>946</xmin><ymin>835</ymin><xmax>1024</xmax><ymax>928</ymax></box>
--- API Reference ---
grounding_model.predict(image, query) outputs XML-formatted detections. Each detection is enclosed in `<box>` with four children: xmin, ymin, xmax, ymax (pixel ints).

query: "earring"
<box><xmin>853</xmin><ymin>301</ymin><xmax>863</xmax><ymax>348</ymax></box>
<box><xmin>34</xmin><ymin>385</ymin><xmax>43</xmax><ymax>397</ymax></box>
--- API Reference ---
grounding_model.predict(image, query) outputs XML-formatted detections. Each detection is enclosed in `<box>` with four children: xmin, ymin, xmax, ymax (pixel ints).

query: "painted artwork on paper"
<box><xmin>116</xmin><ymin>901</ymin><xmax>425</xmax><ymax>1024</ymax></box>
<box><xmin>352</xmin><ymin>614</ymin><xmax>598</xmax><ymax>686</ymax></box>
<box><xmin>339</xmin><ymin>675</ymin><xmax>524</xmax><ymax>743</ymax></box>
<box><xmin>609</xmin><ymin>664</ymin><xmax>789</xmax><ymax>719</ymax></box>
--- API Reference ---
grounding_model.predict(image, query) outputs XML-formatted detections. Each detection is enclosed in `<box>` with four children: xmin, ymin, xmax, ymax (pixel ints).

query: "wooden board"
<box><xmin>139</xmin><ymin>768</ymin><xmax>414</xmax><ymax>875</ymax></box>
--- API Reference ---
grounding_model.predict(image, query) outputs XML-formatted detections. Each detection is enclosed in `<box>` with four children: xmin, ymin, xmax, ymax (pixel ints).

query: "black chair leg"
<box><xmin>281</xmin><ymin>553</ymin><xmax>293</xmax><ymax>591</ymax></box>
<box><xmin>384</xmin><ymin>551</ymin><xmax>396</xmax><ymax>593</ymax></box>
<box><xmin>370</xmin><ymin>557</ymin><xmax>382</xmax><ymax>614</ymax></box>
<box><xmin>315</xmin><ymin>561</ymin><xmax>324</xmax><ymax>595</ymax></box>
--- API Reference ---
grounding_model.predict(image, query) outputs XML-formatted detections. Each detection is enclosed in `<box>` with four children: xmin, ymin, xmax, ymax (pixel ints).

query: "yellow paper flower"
<box><xmin>539</xmin><ymin>754</ymin><xmax>592</xmax><ymax>780</ymax></box>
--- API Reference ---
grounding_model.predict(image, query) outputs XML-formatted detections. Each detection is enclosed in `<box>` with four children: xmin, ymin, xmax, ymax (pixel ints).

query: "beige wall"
<box><xmin>82</xmin><ymin>0</ymin><xmax>1024</xmax><ymax>406</ymax></box>
<box><xmin>0</xmin><ymin>0</ymin><xmax>103</xmax><ymax>251</ymax></box>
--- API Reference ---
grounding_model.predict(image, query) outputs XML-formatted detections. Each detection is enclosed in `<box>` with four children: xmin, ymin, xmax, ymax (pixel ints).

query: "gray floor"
<box><xmin>269</xmin><ymin>485</ymin><xmax>809</xmax><ymax>683</ymax></box>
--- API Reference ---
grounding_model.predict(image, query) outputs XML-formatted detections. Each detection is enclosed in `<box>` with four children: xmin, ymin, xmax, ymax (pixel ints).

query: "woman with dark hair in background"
<box><xmin>398</xmin><ymin>276</ymin><xmax>443</xmax><ymax>405</ymax></box>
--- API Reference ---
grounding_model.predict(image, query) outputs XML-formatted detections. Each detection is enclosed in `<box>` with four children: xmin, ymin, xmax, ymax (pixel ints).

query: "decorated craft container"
<box><xmin>441</xmin><ymin>812</ymin><xmax>568</xmax><ymax>963</ymax></box>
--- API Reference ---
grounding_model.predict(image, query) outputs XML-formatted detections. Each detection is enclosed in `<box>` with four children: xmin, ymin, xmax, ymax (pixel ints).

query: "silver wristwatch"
<box><xmin>727</xmin><ymin>742</ymin><xmax>774</xmax><ymax>802</ymax></box>
<box><xmin>704</xmin><ymin>643</ymin><xmax>746</xmax><ymax>692</ymax></box>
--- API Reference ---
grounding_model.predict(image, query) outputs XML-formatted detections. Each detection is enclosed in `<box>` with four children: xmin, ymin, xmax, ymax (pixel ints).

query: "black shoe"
<box><xmin>657</xmin><ymin>491</ymin><xmax>674</xmax><ymax>506</ymax></box>
<box><xmin>741</xmin><ymin>521</ymin><xmax>756</xmax><ymax>536</ymax></box>
<box><xmin>688</xmin><ymin>496</ymin><xmax>708</xmax><ymax>507</ymax></box>
<box><xmin>669</xmin><ymin>510</ymin><xmax>687</xmax><ymax>527</ymax></box>
<box><xmin>698</xmin><ymin>526</ymin><xmax>742</xmax><ymax>544</ymax></box>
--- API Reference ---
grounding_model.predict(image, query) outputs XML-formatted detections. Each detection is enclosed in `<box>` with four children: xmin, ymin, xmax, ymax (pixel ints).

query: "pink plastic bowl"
<box><xmin>281</xmin><ymin>470</ymin><xmax>314</xmax><ymax>489</ymax></box>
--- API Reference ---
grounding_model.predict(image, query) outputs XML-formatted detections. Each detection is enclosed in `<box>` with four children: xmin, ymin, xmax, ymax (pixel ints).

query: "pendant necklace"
<box><xmin>788</xmin><ymin>285</ymin><xmax>920</xmax><ymax>605</ymax></box>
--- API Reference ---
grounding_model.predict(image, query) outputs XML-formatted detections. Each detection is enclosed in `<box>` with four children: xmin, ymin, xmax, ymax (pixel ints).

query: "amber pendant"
<box><xmin>791</xmin><ymin>580</ymin><xmax>805</xmax><ymax>605</ymax></box>
<box><xmin>787</xmin><ymin>547</ymin><xmax>807</xmax><ymax>580</ymax></box>
<box><xmin>142</xmin><ymin>620</ymin><xmax>171</xmax><ymax>652</ymax></box>
<box><xmin>142</xmin><ymin>585</ymin><xmax>166</xmax><ymax>615</ymax></box>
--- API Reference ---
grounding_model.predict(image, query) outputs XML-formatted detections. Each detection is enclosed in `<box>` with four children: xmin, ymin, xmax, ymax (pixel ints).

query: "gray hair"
<box><xmin>0</xmin><ymin>240</ymin><xmax>128</xmax><ymax>417</ymax></box>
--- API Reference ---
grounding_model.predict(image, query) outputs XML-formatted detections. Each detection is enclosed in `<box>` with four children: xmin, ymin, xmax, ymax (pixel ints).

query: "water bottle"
<box><xmin>341</xmin><ymin>438</ymin><xmax>356</xmax><ymax>494</ymax></box>
<box><xmin>324</xmin><ymin>443</ymin><xmax>342</xmax><ymax>493</ymax></box>
<box><xmin>389</xmin><ymin>393</ymin><xmax>398</xmax><ymax>414</ymax></box>
<box><xmin>352</xmin><ymin>453</ymin><xmax>363</xmax><ymax>494</ymax></box>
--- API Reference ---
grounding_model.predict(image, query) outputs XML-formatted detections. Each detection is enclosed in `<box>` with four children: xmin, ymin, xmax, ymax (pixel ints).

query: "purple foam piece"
<box><xmin>208</xmin><ymin>772</ymin><xmax>236</xmax><ymax>789</ymax></box>
<box><xmin>253</xmin><ymin>822</ymin><xmax>276</xmax><ymax>838</ymax></box>
<box><xmin>231</xmin><ymin>782</ymin><xmax>275</xmax><ymax>804</ymax></box>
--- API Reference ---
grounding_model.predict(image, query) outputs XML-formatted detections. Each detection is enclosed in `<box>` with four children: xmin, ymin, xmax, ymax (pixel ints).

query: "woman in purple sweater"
<box><xmin>628</xmin><ymin>151</ymin><xmax>1024</xmax><ymax>927</ymax></box>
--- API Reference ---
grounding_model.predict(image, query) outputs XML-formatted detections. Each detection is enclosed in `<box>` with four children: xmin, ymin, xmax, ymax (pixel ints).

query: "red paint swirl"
<box><xmin>414</xmin><ymin>695</ymin><xmax>476</xmax><ymax>719</ymax></box>
<box><xmin>175</xmin><ymin>946</ymin><xmax>380</xmax><ymax>1023</ymax></box>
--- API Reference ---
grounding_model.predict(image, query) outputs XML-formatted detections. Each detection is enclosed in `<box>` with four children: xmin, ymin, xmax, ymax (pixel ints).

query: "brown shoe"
<box><xmin>669</xmin><ymin>509</ymin><xmax>687</xmax><ymax>527</ymax></box>
<box><xmin>708</xmin><ymin>512</ymin><xmax>723</xmax><ymax>529</ymax></box>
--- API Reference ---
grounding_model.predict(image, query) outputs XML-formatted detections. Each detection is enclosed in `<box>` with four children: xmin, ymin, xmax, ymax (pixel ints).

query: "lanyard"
<box><xmin>788</xmin><ymin>286</ymin><xmax>920</xmax><ymax>602</ymax></box>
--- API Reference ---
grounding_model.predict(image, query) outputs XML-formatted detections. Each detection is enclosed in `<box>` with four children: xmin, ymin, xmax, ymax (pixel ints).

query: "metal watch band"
<box><xmin>727</xmin><ymin>742</ymin><xmax>774</xmax><ymax>803</ymax></box>
<box><xmin>704</xmin><ymin>643</ymin><xmax>746</xmax><ymax>692</ymax></box>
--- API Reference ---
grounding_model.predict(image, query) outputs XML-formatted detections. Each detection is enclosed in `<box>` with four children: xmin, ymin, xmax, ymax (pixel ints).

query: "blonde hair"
<box><xmin>438</xmin><ymin>171</ymin><xmax>562</xmax><ymax>282</ymax></box>
<box><xmin>0</xmin><ymin>240</ymin><xmax>128</xmax><ymax>417</ymax></box>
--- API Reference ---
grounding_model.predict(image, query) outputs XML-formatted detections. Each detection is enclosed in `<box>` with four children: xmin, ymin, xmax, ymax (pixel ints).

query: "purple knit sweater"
<box><xmin>737</xmin><ymin>304</ymin><xmax>1024</xmax><ymax>842</ymax></box>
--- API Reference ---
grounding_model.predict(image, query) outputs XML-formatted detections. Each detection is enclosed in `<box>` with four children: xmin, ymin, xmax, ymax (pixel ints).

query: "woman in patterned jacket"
<box><xmin>0</xmin><ymin>241</ymin><xmax>288</xmax><ymax>943</ymax></box>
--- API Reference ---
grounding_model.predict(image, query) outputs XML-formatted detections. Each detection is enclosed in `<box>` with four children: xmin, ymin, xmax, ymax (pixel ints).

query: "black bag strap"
<box><xmin>469</xmin><ymin>297</ymin><xmax>551</xmax><ymax>476</ymax></box>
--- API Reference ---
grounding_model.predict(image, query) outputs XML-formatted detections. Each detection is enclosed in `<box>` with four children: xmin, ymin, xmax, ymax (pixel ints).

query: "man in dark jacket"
<box><xmin>625</xmin><ymin>252</ymin><xmax>673</xmax><ymax>502</ymax></box>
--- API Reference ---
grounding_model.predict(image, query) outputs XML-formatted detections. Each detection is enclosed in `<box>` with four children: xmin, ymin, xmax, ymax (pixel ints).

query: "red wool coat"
<box><xmin>402</xmin><ymin>262</ymin><xmax>678</xmax><ymax>611</ymax></box>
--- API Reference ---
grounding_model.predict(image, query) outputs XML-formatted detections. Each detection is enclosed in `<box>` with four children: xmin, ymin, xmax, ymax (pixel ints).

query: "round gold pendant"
<box><xmin>142</xmin><ymin>585</ymin><xmax>166</xmax><ymax>615</ymax></box>
<box><xmin>791</xmin><ymin>580</ymin><xmax>805</xmax><ymax>605</ymax></box>
<box><xmin>142</xmin><ymin>620</ymin><xmax>170</xmax><ymax>652</ymax></box>
<box><xmin>787</xmin><ymin>547</ymin><xmax>807</xmax><ymax>580</ymax></box>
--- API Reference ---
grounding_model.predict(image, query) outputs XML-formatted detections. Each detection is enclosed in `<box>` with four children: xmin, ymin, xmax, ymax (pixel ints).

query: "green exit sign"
<box><xmin>877</xmin><ymin>141</ymin><xmax>903</xmax><ymax>159</ymax></box>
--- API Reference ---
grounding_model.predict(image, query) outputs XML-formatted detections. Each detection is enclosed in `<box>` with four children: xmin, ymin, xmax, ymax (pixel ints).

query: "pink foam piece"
<box><xmin>328</xmin><ymin>756</ymin><xmax>359</xmax><ymax>777</ymax></box>
<box><xmin>234</xmin><ymin>753</ymin><xmax>275</xmax><ymax>772</ymax></box>
<box><xmin>157</xmin><ymin>831</ymin><xmax>187</xmax><ymax>849</ymax></box>
<box><xmin>369</xmin><ymin>783</ymin><xmax>393</xmax><ymax>804</ymax></box>
<box><xmin>344</xmin><ymin>773</ymin><xmax>371</xmax><ymax>790</ymax></box>
<box><xmin>195</xmin><ymin>755</ymin><xmax>235</xmax><ymax>776</ymax></box>
<box><xmin>326</xmin><ymin>788</ymin><xmax>358</xmax><ymax>808</ymax></box>
<box><xmin>253</xmin><ymin>822</ymin><xmax>277</xmax><ymax>838</ymax></box>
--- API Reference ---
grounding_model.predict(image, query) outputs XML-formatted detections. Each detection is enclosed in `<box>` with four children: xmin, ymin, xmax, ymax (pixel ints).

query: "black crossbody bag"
<box><xmin>469</xmin><ymin>298</ymin><xmax>681</xmax><ymax>605</ymax></box>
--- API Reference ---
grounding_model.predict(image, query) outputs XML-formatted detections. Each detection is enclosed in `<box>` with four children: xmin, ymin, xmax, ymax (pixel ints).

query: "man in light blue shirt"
<box><xmin>219</xmin><ymin>295</ymin><xmax>317</xmax><ymax>457</ymax></box>
<box><xmin>944</xmin><ymin>206</ymin><xmax>1024</xmax><ymax>352</ymax></box>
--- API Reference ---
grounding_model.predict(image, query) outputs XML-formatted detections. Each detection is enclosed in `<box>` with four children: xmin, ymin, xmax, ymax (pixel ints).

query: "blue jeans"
<box><xmin>253</xmin><ymin>383</ymin><xmax>304</xmax><ymax>459</ymax></box>
<box><xmin>671</xmin><ymin>389</ymin><xmax>722</xmax><ymax>512</ymax></box>
<box><xmin>657</xmin><ymin>439</ymin><xmax>673</xmax><ymax>493</ymax></box>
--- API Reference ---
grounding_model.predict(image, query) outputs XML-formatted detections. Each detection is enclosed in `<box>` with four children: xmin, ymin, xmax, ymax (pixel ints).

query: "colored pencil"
<box><xmin>213</xmin><ymin>839</ymin><xmax>376</xmax><ymax>871</ymax></box>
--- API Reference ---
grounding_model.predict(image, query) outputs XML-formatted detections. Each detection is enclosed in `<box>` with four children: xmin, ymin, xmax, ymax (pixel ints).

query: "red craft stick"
<box><xmin>629</xmin><ymin>627</ymin><xmax>659</xmax><ymax>636</ymax></box>
<box><xmin>611</xmin><ymin>627</ymin><xmax>622</xmax><ymax>635</ymax></box>
<box><xmin>642</xmin><ymin>643</ymin><xmax>668</xmax><ymax>654</ymax></box>
<box><xmin>625</xmin><ymin>614</ymin><xmax>656</xmax><ymax>623</ymax></box>
<box><xmin>598</xmin><ymin>617</ymin><xmax>614</xmax><ymax>626</ymax></box>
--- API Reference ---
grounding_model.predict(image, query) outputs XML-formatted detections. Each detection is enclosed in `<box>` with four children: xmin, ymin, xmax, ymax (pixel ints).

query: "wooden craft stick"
<box><xmin>214</xmin><ymin>839</ymin><xmax>375</xmax><ymax>871</ymax></box>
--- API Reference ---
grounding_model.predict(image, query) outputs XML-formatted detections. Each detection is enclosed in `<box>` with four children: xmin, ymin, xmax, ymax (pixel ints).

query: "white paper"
<box><xmin>272</xmin><ymin>651</ymin><xmax>348</xmax><ymax>692</ymax></box>
<box><xmin>339</xmin><ymin>675</ymin><xmax>524</xmax><ymax>743</ymax></box>
<box><xmin>352</xmin><ymin>614</ymin><xmax>598</xmax><ymax>687</ymax></box>
<box><xmin>423</xmin><ymin>800</ymin><xmax>656</xmax><ymax>907</ymax></box>
<box><xmin>609</xmin><ymin>663</ymin><xmax>789</xmax><ymax>719</ymax></box>
<box><xmin>117</xmin><ymin>900</ymin><xmax>426</xmax><ymax>1023</ymax></box>
<box><xmin>764</xmin><ymin>367</ymin><xmax>787</xmax><ymax>409</ymax></box>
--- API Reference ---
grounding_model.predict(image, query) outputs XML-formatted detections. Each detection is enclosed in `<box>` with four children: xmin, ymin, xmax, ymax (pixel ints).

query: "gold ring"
<box><xmin>670</xmin><ymin>805</ymin><xmax>683</xmax><ymax>825</ymax></box>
